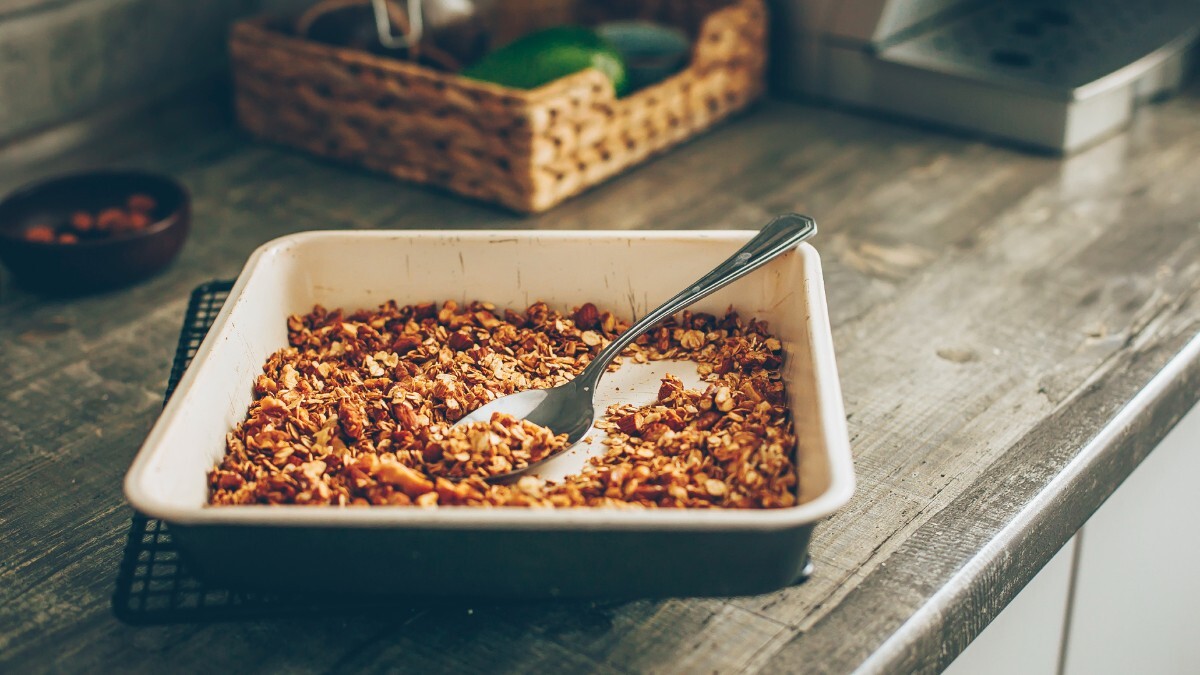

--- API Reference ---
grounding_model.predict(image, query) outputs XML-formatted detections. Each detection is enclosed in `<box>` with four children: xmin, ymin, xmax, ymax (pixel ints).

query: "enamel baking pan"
<box><xmin>124</xmin><ymin>230</ymin><xmax>854</xmax><ymax>598</ymax></box>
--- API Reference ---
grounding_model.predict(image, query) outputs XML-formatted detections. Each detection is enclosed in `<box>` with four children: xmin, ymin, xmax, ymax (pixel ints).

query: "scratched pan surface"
<box><xmin>123</xmin><ymin>231</ymin><xmax>853</xmax><ymax>598</ymax></box>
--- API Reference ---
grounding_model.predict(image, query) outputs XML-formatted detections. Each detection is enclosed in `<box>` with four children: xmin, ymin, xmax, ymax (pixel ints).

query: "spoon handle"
<box><xmin>575</xmin><ymin>213</ymin><xmax>817</xmax><ymax>389</ymax></box>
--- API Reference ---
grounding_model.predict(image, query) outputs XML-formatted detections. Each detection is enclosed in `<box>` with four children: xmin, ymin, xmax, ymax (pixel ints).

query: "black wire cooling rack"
<box><xmin>113</xmin><ymin>280</ymin><xmax>282</xmax><ymax>624</ymax></box>
<box><xmin>111</xmin><ymin>281</ymin><xmax>812</xmax><ymax>623</ymax></box>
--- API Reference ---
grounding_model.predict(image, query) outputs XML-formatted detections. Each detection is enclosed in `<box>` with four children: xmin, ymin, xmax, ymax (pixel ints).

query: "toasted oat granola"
<box><xmin>208</xmin><ymin>300</ymin><xmax>797</xmax><ymax>508</ymax></box>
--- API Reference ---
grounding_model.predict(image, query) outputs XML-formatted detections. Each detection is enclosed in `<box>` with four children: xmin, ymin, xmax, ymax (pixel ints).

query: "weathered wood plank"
<box><xmin>1</xmin><ymin>80</ymin><xmax>1199</xmax><ymax>674</ymax></box>
<box><xmin>764</xmin><ymin>312</ymin><xmax>1200</xmax><ymax>675</ymax></box>
<box><xmin>735</xmin><ymin>114</ymin><xmax>1200</xmax><ymax>632</ymax></box>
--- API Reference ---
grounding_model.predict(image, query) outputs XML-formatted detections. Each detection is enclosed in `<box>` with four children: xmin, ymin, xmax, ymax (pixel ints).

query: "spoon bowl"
<box><xmin>455</xmin><ymin>213</ymin><xmax>817</xmax><ymax>481</ymax></box>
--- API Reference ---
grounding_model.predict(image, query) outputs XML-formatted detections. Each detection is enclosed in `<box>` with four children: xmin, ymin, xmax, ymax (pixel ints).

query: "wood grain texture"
<box><xmin>2</xmin><ymin>77</ymin><xmax>1199</xmax><ymax>674</ymax></box>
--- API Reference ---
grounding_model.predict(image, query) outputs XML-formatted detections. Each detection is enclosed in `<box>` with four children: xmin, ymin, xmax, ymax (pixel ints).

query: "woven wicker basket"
<box><xmin>230</xmin><ymin>0</ymin><xmax>766</xmax><ymax>212</ymax></box>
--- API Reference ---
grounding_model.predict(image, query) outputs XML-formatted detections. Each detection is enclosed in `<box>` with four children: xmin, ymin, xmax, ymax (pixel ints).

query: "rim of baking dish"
<box><xmin>124</xmin><ymin>230</ymin><xmax>855</xmax><ymax>531</ymax></box>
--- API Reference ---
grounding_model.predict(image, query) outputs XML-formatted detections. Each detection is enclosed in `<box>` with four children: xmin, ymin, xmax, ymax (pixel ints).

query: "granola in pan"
<box><xmin>209</xmin><ymin>299</ymin><xmax>797</xmax><ymax>508</ymax></box>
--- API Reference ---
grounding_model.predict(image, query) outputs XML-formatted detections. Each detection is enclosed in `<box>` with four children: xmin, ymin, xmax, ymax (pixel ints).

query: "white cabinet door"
<box><xmin>1062</xmin><ymin>403</ymin><xmax>1200</xmax><ymax>675</ymax></box>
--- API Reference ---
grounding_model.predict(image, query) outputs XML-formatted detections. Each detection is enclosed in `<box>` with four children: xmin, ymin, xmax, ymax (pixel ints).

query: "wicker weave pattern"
<box><xmin>231</xmin><ymin>0</ymin><xmax>765</xmax><ymax>212</ymax></box>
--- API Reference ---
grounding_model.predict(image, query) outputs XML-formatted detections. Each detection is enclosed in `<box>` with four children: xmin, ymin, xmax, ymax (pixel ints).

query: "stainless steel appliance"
<box><xmin>772</xmin><ymin>0</ymin><xmax>1200</xmax><ymax>152</ymax></box>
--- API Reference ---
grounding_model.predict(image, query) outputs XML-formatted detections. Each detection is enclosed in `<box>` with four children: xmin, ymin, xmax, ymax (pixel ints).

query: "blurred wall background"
<box><xmin>0</xmin><ymin>0</ymin><xmax>311</xmax><ymax>144</ymax></box>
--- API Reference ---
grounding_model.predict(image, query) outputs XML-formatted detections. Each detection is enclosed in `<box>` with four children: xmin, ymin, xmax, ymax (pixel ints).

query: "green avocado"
<box><xmin>461</xmin><ymin>26</ymin><xmax>629</xmax><ymax>96</ymax></box>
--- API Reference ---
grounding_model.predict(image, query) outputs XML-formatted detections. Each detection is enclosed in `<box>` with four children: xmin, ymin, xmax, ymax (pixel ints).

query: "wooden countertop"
<box><xmin>3</xmin><ymin>81</ymin><xmax>1199</xmax><ymax>673</ymax></box>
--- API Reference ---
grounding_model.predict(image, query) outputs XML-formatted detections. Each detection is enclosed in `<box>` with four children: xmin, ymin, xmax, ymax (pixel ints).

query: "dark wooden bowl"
<box><xmin>0</xmin><ymin>170</ymin><xmax>190</xmax><ymax>293</ymax></box>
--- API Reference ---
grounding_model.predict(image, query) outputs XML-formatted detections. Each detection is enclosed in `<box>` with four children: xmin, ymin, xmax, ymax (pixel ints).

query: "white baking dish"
<box><xmin>124</xmin><ymin>230</ymin><xmax>853</xmax><ymax>598</ymax></box>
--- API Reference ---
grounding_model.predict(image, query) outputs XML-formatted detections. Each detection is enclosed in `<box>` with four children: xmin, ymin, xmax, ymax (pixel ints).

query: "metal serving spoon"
<box><xmin>456</xmin><ymin>213</ymin><xmax>817</xmax><ymax>480</ymax></box>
